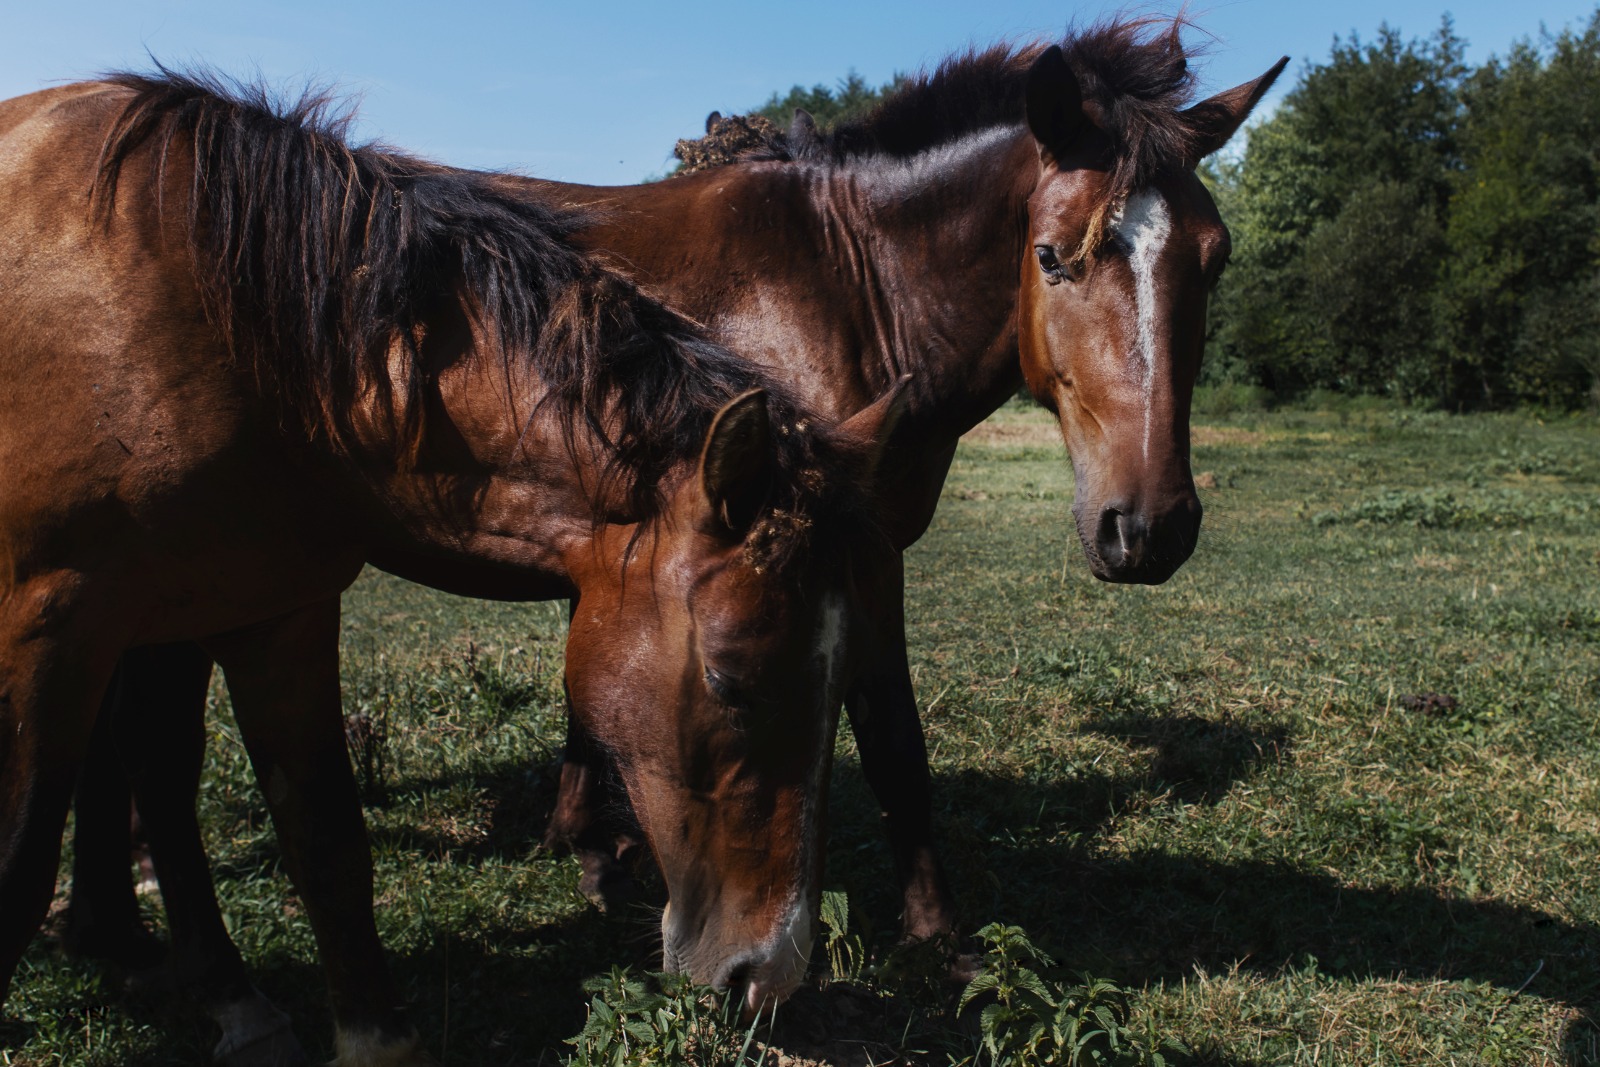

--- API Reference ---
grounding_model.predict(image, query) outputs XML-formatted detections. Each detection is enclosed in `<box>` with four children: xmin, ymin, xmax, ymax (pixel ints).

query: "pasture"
<box><xmin>4</xmin><ymin>399</ymin><xmax>1597</xmax><ymax>1066</ymax></box>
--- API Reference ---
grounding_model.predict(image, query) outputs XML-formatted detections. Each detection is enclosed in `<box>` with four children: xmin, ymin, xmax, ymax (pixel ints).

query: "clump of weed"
<box><xmin>953</xmin><ymin>923</ymin><xmax>1184</xmax><ymax>1067</ymax></box>
<box><xmin>343</xmin><ymin>695</ymin><xmax>393</xmax><ymax>803</ymax></box>
<box><xmin>1310</xmin><ymin>487</ymin><xmax>1597</xmax><ymax>529</ymax></box>
<box><xmin>564</xmin><ymin>967</ymin><xmax>766</xmax><ymax>1067</ymax></box>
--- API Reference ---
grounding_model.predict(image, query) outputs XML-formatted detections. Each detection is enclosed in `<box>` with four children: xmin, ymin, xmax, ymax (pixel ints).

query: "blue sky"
<box><xmin>3</xmin><ymin>1</ymin><xmax>1595</xmax><ymax>185</ymax></box>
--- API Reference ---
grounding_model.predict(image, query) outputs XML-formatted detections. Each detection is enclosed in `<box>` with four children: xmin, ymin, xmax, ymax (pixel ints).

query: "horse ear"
<box><xmin>699</xmin><ymin>389</ymin><xmax>773</xmax><ymax>534</ymax></box>
<box><xmin>837</xmin><ymin>375</ymin><xmax>913</xmax><ymax>490</ymax></box>
<box><xmin>705</xmin><ymin>110</ymin><xmax>723</xmax><ymax>134</ymax></box>
<box><xmin>1183</xmin><ymin>57</ymin><xmax>1289</xmax><ymax>162</ymax></box>
<box><xmin>1025</xmin><ymin>45</ymin><xmax>1086</xmax><ymax>159</ymax></box>
<box><xmin>789</xmin><ymin>108</ymin><xmax>819</xmax><ymax>142</ymax></box>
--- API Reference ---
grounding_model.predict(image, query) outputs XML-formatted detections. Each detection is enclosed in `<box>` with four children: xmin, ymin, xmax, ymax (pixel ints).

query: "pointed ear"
<box><xmin>836</xmin><ymin>375</ymin><xmax>913</xmax><ymax>490</ymax></box>
<box><xmin>789</xmin><ymin>107</ymin><xmax>819</xmax><ymax>142</ymax></box>
<box><xmin>699</xmin><ymin>389</ymin><xmax>773</xmax><ymax>534</ymax></box>
<box><xmin>1183</xmin><ymin>57</ymin><xmax>1289</xmax><ymax>162</ymax></box>
<box><xmin>705</xmin><ymin>110</ymin><xmax>723</xmax><ymax>134</ymax></box>
<box><xmin>1025</xmin><ymin>45</ymin><xmax>1086</xmax><ymax>160</ymax></box>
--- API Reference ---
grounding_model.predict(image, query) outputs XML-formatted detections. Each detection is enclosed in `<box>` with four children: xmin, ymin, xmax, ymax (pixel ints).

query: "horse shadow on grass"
<box><xmin>897</xmin><ymin>705</ymin><xmax>1598</xmax><ymax>1065</ymax></box>
<box><xmin>13</xmin><ymin>890</ymin><xmax>654</xmax><ymax>1066</ymax></box>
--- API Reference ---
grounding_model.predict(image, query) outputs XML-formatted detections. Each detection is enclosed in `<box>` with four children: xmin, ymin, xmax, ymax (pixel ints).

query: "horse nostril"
<box><xmin>1095</xmin><ymin>504</ymin><xmax>1127</xmax><ymax>565</ymax></box>
<box><xmin>716</xmin><ymin>958</ymin><xmax>753</xmax><ymax>996</ymax></box>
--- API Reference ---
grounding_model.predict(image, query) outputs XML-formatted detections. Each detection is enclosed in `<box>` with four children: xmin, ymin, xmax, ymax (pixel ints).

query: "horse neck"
<box><xmin>813</xmin><ymin>126</ymin><xmax>1040</xmax><ymax>438</ymax></box>
<box><xmin>346</xmin><ymin>327</ymin><xmax>612</xmax><ymax>601</ymax></box>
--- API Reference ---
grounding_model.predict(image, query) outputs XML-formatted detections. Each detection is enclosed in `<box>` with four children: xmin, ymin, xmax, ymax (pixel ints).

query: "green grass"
<box><xmin>5</xmin><ymin>403</ymin><xmax>1598</xmax><ymax>1065</ymax></box>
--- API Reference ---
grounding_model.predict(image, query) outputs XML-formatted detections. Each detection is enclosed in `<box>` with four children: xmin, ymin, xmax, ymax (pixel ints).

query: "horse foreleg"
<box><xmin>842</xmin><ymin>557</ymin><xmax>956</xmax><ymax>943</ymax></box>
<box><xmin>543</xmin><ymin>704</ymin><xmax>645</xmax><ymax>912</ymax></box>
<box><xmin>63</xmin><ymin>658</ymin><xmax>164</xmax><ymax>968</ymax></box>
<box><xmin>0</xmin><ymin>578</ymin><xmax>115</xmax><ymax>1009</ymax></box>
<box><xmin>115</xmin><ymin>641</ymin><xmax>308</xmax><ymax>1067</ymax></box>
<box><xmin>204</xmin><ymin>600</ymin><xmax>432</xmax><ymax>1067</ymax></box>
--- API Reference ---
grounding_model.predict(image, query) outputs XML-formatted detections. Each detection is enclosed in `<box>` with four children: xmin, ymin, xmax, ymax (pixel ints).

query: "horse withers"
<box><xmin>0</xmin><ymin>72</ymin><xmax>899</xmax><ymax>1064</ymax></box>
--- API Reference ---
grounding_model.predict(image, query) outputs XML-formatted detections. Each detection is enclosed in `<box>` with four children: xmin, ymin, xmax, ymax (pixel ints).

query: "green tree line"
<box><xmin>1209</xmin><ymin>11</ymin><xmax>1600</xmax><ymax>410</ymax></box>
<box><xmin>748</xmin><ymin>12</ymin><xmax>1600</xmax><ymax>410</ymax></box>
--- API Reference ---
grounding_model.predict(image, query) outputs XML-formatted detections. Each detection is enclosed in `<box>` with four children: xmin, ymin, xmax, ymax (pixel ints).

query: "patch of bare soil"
<box><xmin>1191</xmin><ymin>425</ymin><xmax>1268</xmax><ymax>446</ymax></box>
<box><xmin>960</xmin><ymin>419</ymin><xmax>1060</xmax><ymax>447</ymax></box>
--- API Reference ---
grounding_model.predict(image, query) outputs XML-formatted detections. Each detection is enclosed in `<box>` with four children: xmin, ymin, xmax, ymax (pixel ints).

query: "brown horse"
<box><xmin>0</xmin><ymin>70</ymin><xmax>900</xmax><ymax>1064</ymax></box>
<box><xmin>64</xmin><ymin>17</ymin><xmax>1286</xmax><ymax>1058</ymax></box>
<box><xmin>529</xmin><ymin>19</ymin><xmax>1287</xmax><ymax>938</ymax></box>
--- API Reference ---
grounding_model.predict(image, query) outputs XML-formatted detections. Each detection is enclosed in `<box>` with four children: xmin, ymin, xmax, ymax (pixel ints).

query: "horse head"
<box><xmin>563</xmin><ymin>384</ymin><xmax>905</xmax><ymax>1013</ymax></box>
<box><xmin>1017</xmin><ymin>34</ymin><xmax>1285</xmax><ymax>584</ymax></box>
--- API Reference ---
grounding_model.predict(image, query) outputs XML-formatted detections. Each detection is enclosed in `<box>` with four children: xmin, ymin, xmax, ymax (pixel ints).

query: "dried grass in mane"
<box><xmin>683</xmin><ymin>18</ymin><xmax>1207</xmax><ymax>258</ymax></box>
<box><xmin>88</xmin><ymin>67</ymin><xmax>858</xmax><ymax>547</ymax></box>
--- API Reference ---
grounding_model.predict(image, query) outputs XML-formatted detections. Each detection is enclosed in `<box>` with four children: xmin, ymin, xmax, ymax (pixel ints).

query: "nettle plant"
<box><xmin>955</xmin><ymin>924</ymin><xmax>1184</xmax><ymax>1067</ymax></box>
<box><xmin>564</xmin><ymin>968</ymin><xmax>765</xmax><ymax>1067</ymax></box>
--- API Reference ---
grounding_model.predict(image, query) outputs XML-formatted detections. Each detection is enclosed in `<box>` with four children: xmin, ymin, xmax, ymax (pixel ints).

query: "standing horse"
<box><xmin>529</xmin><ymin>20</ymin><xmax>1287</xmax><ymax>937</ymax></box>
<box><xmin>62</xmin><ymin>18</ymin><xmax>1285</xmax><ymax>1056</ymax></box>
<box><xmin>0</xmin><ymin>71</ymin><xmax>899</xmax><ymax>1064</ymax></box>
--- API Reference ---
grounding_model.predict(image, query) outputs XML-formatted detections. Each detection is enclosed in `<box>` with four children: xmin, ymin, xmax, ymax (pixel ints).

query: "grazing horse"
<box><xmin>0</xmin><ymin>71</ymin><xmax>899</xmax><ymax>1064</ymax></box>
<box><xmin>63</xmin><ymin>18</ymin><xmax>1286</xmax><ymax>1058</ymax></box>
<box><xmin>528</xmin><ymin>19</ymin><xmax>1287</xmax><ymax>937</ymax></box>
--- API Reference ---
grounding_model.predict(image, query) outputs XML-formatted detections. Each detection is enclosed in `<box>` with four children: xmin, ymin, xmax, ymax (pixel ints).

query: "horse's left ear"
<box><xmin>1025</xmin><ymin>46</ymin><xmax>1086</xmax><ymax>161</ymax></box>
<box><xmin>699</xmin><ymin>389</ymin><xmax>773</xmax><ymax>535</ymax></box>
<box><xmin>836</xmin><ymin>375</ymin><xmax>913</xmax><ymax>489</ymax></box>
<box><xmin>1183</xmin><ymin>57</ymin><xmax>1290</xmax><ymax>163</ymax></box>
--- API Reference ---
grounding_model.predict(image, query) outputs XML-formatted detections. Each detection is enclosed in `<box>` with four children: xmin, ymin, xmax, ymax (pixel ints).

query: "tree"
<box><xmin>1208</xmin><ymin>20</ymin><xmax>1468</xmax><ymax>401</ymax></box>
<box><xmin>751</xmin><ymin>71</ymin><xmax>902</xmax><ymax>131</ymax></box>
<box><xmin>1436</xmin><ymin>12</ymin><xmax>1600</xmax><ymax>408</ymax></box>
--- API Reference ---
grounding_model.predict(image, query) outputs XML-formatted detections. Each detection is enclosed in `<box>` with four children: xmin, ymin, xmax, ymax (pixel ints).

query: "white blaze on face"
<box><xmin>1109</xmin><ymin>189</ymin><xmax>1173</xmax><ymax>461</ymax></box>
<box><xmin>748</xmin><ymin>591</ymin><xmax>848</xmax><ymax>1005</ymax></box>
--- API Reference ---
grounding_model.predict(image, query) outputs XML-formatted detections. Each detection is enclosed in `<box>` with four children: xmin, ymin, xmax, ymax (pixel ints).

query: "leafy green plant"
<box><xmin>564</xmin><ymin>968</ymin><xmax>766</xmax><ymax>1067</ymax></box>
<box><xmin>955</xmin><ymin>924</ymin><xmax>1183</xmax><ymax>1067</ymax></box>
<box><xmin>820</xmin><ymin>889</ymin><xmax>869</xmax><ymax>984</ymax></box>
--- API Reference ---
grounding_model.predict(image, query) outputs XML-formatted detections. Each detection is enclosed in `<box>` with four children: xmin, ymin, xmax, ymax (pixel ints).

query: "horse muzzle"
<box><xmin>1075</xmin><ymin>493</ymin><xmax>1201</xmax><ymax>584</ymax></box>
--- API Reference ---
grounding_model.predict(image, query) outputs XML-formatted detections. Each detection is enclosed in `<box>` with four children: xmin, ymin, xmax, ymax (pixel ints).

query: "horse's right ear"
<box><xmin>698</xmin><ymin>390</ymin><xmax>773</xmax><ymax>535</ymax></box>
<box><xmin>789</xmin><ymin>108</ymin><xmax>819</xmax><ymax>146</ymax></box>
<box><xmin>836</xmin><ymin>375</ymin><xmax>913</xmax><ymax>490</ymax></box>
<box><xmin>1025</xmin><ymin>45</ymin><xmax>1086</xmax><ymax>161</ymax></box>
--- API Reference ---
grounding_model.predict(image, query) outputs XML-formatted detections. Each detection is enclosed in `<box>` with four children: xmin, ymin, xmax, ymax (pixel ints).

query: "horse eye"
<box><xmin>1035</xmin><ymin>245</ymin><xmax>1074</xmax><ymax>285</ymax></box>
<box><xmin>703</xmin><ymin>666</ymin><xmax>748</xmax><ymax>710</ymax></box>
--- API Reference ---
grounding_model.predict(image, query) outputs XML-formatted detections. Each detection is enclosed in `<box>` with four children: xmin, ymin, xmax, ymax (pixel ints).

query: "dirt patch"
<box><xmin>1192</xmin><ymin>425</ymin><xmax>1269</xmax><ymax>447</ymax></box>
<box><xmin>961</xmin><ymin>419</ymin><xmax>1060</xmax><ymax>447</ymax></box>
<box><xmin>963</xmin><ymin>419</ymin><xmax>1269</xmax><ymax>450</ymax></box>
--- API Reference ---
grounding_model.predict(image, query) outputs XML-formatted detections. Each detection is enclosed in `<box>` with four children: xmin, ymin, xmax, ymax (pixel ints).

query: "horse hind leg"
<box><xmin>0</xmin><ymin>577</ymin><xmax>117</xmax><ymax>1010</ymax></box>
<box><xmin>114</xmin><ymin>642</ymin><xmax>310</xmax><ymax>1067</ymax></box>
<box><xmin>62</xmin><ymin>659</ymin><xmax>165</xmax><ymax>970</ymax></box>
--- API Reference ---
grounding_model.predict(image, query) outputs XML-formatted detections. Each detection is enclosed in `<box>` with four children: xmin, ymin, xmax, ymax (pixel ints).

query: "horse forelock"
<box><xmin>88</xmin><ymin>66</ymin><xmax>790</xmax><ymax>529</ymax></box>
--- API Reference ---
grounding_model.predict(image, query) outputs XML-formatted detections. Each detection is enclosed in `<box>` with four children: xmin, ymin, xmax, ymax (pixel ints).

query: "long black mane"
<box><xmin>694</xmin><ymin>19</ymin><xmax>1206</xmax><ymax>199</ymax></box>
<box><xmin>90</xmin><ymin>67</ymin><xmax>840</xmax><ymax>537</ymax></box>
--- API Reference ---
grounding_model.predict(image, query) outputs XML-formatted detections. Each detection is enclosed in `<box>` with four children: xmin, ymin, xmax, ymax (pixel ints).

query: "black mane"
<box><xmin>90</xmin><ymin>67</ymin><xmax>849</xmax><ymax>542</ymax></box>
<box><xmin>700</xmin><ymin>19</ymin><xmax>1206</xmax><ymax>198</ymax></box>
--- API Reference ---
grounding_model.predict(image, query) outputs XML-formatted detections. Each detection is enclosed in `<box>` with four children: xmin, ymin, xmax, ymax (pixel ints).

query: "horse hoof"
<box><xmin>219</xmin><ymin>1034</ymin><xmax>309</xmax><ymax>1067</ymax></box>
<box><xmin>328</xmin><ymin>1029</ymin><xmax>438</xmax><ymax>1066</ymax></box>
<box><xmin>61</xmin><ymin>914</ymin><xmax>167</xmax><ymax>971</ymax></box>
<box><xmin>577</xmin><ymin>854</ymin><xmax>642</xmax><ymax>914</ymax></box>
<box><xmin>946</xmin><ymin>950</ymin><xmax>984</xmax><ymax>987</ymax></box>
<box><xmin>212</xmin><ymin>990</ymin><xmax>307</xmax><ymax>1067</ymax></box>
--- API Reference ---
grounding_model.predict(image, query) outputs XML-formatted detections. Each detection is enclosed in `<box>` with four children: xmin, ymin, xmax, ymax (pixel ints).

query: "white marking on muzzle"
<box><xmin>1111</xmin><ymin>189</ymin><xmax>1172</xmax><ymax>462</ymax></box>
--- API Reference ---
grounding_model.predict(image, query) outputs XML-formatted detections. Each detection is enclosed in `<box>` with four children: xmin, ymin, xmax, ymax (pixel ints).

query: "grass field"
<box><xmin>3</xmin><ymin>400</ymin><xmax>1598</xmax><ymax>1066</ymax></box>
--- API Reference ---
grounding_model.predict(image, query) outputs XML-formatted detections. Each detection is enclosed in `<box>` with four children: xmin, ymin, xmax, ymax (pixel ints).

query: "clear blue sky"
<box><xmin>2</xmin><ymin>1</ymin><xmax>1595</xmax><ymax>185</ymax></box>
